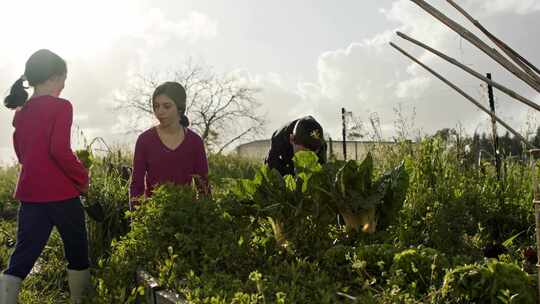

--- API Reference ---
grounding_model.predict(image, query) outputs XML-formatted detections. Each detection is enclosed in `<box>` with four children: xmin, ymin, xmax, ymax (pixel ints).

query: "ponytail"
<box><xmin>4</xmin><ymin>77</ymin><xmax>28</xmax><ymax>109</ymax></box>
<box><xmin>4</xmin><ymin>49</ymin><xmax>67</xmax><ymax>110</ymax></box>
<box><xmin>180</xmin><ymin>114</ymin><xmax>190</xmax><ymax>127</ymax></box>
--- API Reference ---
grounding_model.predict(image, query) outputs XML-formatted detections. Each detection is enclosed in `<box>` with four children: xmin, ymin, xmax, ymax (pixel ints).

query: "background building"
<box><xmin>234</xmin><ymin>139</ymin><xmax>397</xmax><ymax>162</ymax></box>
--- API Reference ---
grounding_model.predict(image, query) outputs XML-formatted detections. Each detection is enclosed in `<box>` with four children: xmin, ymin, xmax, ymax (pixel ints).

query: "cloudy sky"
<box><xmin>1</xmin><ymin>0</ymin><xmax>540</xmax><ymax>164</ymax></box>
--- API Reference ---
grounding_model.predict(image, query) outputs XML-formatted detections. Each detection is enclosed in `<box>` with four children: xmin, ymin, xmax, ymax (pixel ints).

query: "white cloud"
<box><xmin>138</xmin><ymin>9</ymin><xmax>218</xmax><ymax>46</ymax></box>
<box><xmin>2</xmin><ymin>0</ymin><xmax>540</xmax><ymax>164</ymax></box>
<box><xmin>476</xmin><ymin>0</ymin><xmax>540</xmax><ymax>16</ymax></box>
<box><xmin>248</xmin><ymin>0</ymin><xmax>540</xmax><ymax>142</ymax></box>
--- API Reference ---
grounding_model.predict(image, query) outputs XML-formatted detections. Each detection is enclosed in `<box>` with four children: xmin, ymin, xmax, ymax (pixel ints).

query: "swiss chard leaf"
<box><xmin>376</xmin><ymin>160</ymin><xmax>409</xmax><ymax>230</ymax></box>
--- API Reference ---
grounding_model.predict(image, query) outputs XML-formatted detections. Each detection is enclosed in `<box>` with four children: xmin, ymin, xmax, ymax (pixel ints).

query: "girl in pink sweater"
<box><xmin>129</xmin><ymin>82</ymin><xmax>210</xmax><ymax>207</ymax></box>
<box><xmin>0</xmin><ymin>49</ymin><xmax>91</xmax><ymax>303</ymax></box>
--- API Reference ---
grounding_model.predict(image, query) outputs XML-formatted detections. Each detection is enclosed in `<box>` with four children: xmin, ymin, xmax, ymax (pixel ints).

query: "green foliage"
<box><xmin>334</xmin><ymin>153</ymin><xmax>381</xmax><ymax>213</ymax></box>
<box><xmin>0</xmin><ymin>221</ymin><xmax>16</xmax><ymax>271</ymax></box>
<box><xmin>230</xmin><ymin>151</ymin><xmax>409</xmax><ymax>241</ymax></box>
<box><xmin>96</xmin><ymin>184</ymin><xmax>257</xmax><ymax>302</ymax></box>
<box><xmin>18</xmin><ymin>231</ymin><xmax>71</xmax><ymax>302</ymax></box>
<box><xmin>86</xmin><ymin>152</ymin><xmax>131</xmax><ymax>263</ymax></box>
<box><xmin>397</xmin><ymin>138</ymin><xmax>533</xmax><ymax>256</ymax></box>
<box><xmin>0</xmin><ymin>143</ymin><xmax>537</xmax><ymax>303</ymax></box>
<box><xmin>439</xmin><ymin>261</ymin><xmax>536</xmax><ymax>304</ymax></box>
<box><xmin>376</xmin><ymin>160</ymin><xmax>409</xmax><ymax>230</ymax></box>
<box><xmin>389</xmin><ymin>247</ymin><xmax>449</xmax><ymax>295</ymax></box>
<box><xmin>208</xmin><ymin>154</ymin><xmax>258</xmax><ymax>190</ymax></box>
<box><xmin>0</xmin><ymin>166</ymin><xmax>19</xmax><ymax>219</ymax></box>
<box><xmin>227</xmin><ymin>153</ymin><xmax>336</xmax><ymax>256</ymax></box>
<box><xmin>75</xmin><ymin>149</ymin><xmax>93</xmax><ymax>169</ymax></box>
<box><xmin>350</xmin><ymin>244</ymin><xmax>399</xmax><ymax>281</ymax></box>
<box><xmin>309</xmin><ymin>151</ymin><xmax>409</xmax><ymax>232</ymax></box>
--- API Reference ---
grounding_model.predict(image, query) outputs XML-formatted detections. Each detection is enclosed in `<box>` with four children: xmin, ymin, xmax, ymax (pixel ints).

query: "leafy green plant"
<box><xmin>0</xmin><ymin>221</ymin><xmax>16</xmax><ymax>271</ymax></box>
<box><xmin>439</xmin><ymin>261</ymin><xmax>536</xmax><ymax>304</ymax></box>
<box><xmin>0</xmin><ymin>141</ymin><xmax>537</xmax><ymax>303</ymax></box>
<box><xmin>86</xmin><ymin>154</ymin><xmax>131</xmax><ymax>263</ymax></box>
<box><xmin>376</xmin><ymin>160</ymin><xmax>409</xmax><ymax>230</ymax></box>
<box><xmin>389</xmin><ymin>247</ymin><xmax>449</xmax><ymax>295</ymax></box>
<box><xmin>75</xmin><ymin>149</ymin><xmax>93</xmax><ymax>169</ymax></box>
<box><xmin>0</xmin><ymin>166</ymin><xmax>19</xmax><ymax>220</ymax></box>
<box><xmin>350</xmin><ymin>243</ymin><xmax>399</xmax><ymax>282</ymax></box>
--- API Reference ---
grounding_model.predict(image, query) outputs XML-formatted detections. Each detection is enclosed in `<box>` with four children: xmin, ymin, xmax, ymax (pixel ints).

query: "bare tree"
<box><xmin>115</xmin><ymin>61</ymin><xmax>266</xmax><ymax>152</ymax></box>
<box><xmin>343</xmin><ymin>112</ymin><xmax>382</xmax><ymax>142</ymax></box>
<box><xmin>346</xmin><ymin>114</ymin><xmax>366</xmax><ymax>141</ymax></box>
<box><xmin>393</xmin><ymin>103</ymin><xmax>418</xmax><ymax>141</ymax></box>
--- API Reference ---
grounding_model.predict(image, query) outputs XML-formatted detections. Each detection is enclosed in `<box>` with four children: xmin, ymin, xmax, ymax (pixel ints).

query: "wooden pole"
<box><xmin>446</xmin><ymin>0</ymin><xmax>540</xmax><ymax>80</ymax></box>
<box><xmin>529</xmin><ymin>149</ymin><xmax>540</xmax><ymax>302</ymax></box>
<box><xmin>409</xmin><ymin>0</ymin><xmax>540</xmax><ymax>94</ymax></box>
<box><xmin>390</xmin><ymin>42</ymin><xmax>535</xmax><ymax>149</ymax></box>
<box><xmin>396</xmin><ymin>31</ymin><xmax>540</xmax><ymax>113</ymax></box>
<box><xmin>487</xmin><ymin>73</ymin><xmax>501</xmax><ymax>180</ymax></box>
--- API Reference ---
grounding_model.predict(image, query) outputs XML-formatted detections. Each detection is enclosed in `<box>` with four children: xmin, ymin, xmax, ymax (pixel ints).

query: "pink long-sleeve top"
<box><xmin>129</xmin><ymin>127</ymin><xmax>209</xmax><ymax>200</ymax></box>
<box><xmin>12</xmin><ymin>95</ymin><xmax>89</xmax><ymax>202</ymax></box>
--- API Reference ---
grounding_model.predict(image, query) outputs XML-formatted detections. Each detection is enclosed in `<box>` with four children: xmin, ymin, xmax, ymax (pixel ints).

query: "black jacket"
<box><xmin>265</xmin><ymin>117</ymin><xmax>327</xmax><ymax>176</ymax></box>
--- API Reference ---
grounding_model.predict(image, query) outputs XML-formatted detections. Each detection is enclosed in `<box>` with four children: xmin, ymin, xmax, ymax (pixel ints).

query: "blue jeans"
<box><xmin>3</xmin><ymin>197</ymin><xmax>89</xmax><ymax>279</ymax></box>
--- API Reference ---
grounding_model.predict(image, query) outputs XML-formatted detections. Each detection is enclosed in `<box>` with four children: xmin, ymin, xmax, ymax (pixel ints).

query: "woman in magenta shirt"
<box><xmin>0</xmin><ymin>50</ymin><xmax>91</xmax><ymax>304</ymax></box>
<box><xmin>130</xmin><ymin>81</ymin><xmax>210</xmax><ymax>207</ymax></box>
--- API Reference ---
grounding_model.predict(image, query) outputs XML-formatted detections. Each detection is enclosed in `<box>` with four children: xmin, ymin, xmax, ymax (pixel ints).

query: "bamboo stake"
<box><xmin>447</xmin><ymin>0</ymin><xmax>540</xmax><ymax>79</ymax></box>
<box><xmin>390</xmin><ymin>42</ymin><xmax>535</xmax><ymax>149</ymax></box>
<box><xmin>486</xmin><ymin>73</ymin><xmax>501</xmax><ymax>181</ymax></box>
<box><xmin>396</xmin><ymin>31</ymin><xmax>540</xmax><ymax>113</ymax></box>
<box><xmin>529</xmin><ymin>148</ymin><xmax>540</xmax><ymax>302</ymax></box>
<box><xmin>409</xmin><ymin>0</ymin><xmax>540</xmax><ymax>94</ymax></box>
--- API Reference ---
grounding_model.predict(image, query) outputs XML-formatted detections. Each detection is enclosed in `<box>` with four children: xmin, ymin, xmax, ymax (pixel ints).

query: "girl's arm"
<box><xmin>49</xmin><ymin>101</ymin><xmax>89</xmax><ymax>192</ymax></box>
<box><xmin>130</xmin><ymin>136</ymin><xmax>147</xmax><ymax>205</ymax></box>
